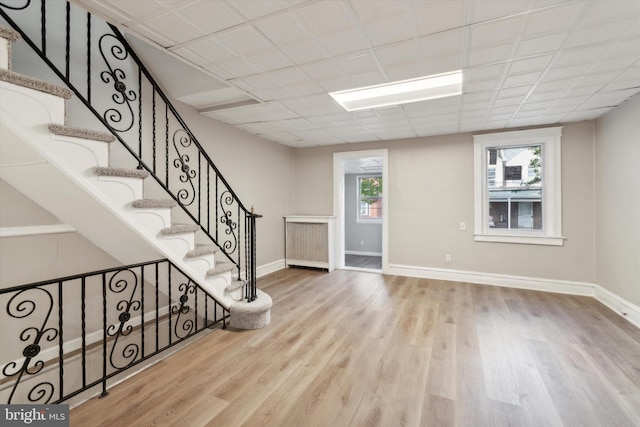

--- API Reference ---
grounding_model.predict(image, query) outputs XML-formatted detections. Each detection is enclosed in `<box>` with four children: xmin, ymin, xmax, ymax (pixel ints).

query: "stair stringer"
<box><xmin>0</xmin><ymin>80</ymin><xmax>235</xmax><ymax>310</ymax></box>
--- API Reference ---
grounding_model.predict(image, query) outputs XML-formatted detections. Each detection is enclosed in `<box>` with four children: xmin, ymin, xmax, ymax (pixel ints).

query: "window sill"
<box><xmin>474</xmin><ymin>233</ymin><xmax>564</xmax><ymax>246</ymax></box>
<box><xmin>356</xmin><ymin>219</ymin><xmax>383</xmax><ymax>224</ymax></box>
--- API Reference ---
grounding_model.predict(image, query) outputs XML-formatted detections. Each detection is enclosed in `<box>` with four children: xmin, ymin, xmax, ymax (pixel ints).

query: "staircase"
<box><xmin>0</xmin><ymin>20</ymin><xmax>271</xmax><ymax>329</ymax></box>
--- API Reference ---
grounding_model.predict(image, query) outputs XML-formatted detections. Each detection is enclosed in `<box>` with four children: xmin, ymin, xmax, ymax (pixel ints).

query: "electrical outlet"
<box><xmin>445</xmin><ymin>254</ymin><xmax>452</xmax><ymax>262</ymax></box>
<box><xmin>459</xmin><ymin>222</ymin><xmax>466</xmax><ymax>231</ymax></box>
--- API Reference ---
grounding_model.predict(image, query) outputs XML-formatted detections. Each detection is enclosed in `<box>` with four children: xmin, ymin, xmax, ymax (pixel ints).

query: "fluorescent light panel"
<box><xmin>329</xmin><ymin>70</ymin><xmax>463</xmax><ymax>111</ymax></box>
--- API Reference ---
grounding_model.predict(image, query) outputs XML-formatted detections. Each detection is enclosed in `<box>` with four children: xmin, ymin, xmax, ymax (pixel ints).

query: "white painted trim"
<box><xmin>257</xmin><ymin>259</ymin><xmax>285</xmax><ymax>278</ymax></box>
<box><xmin>0</xmin><ymin>224</ymin><xmax>77</xmax><ymax>237</ymax></box>
<box><xmin>388</xmin><ymin>263</ymin><xmax>594</xmax><ymax>295</ymax></box>
<box><xmin>473</xmin><ymin>234</ymin><xmax>565</xmax><ymax>246</ymax></box>
<box><xmin>345</xmin><ymin>250</ymin><xmax>383</xmax><ymax>256</ymax></box>
<box><xmin>594</xmin><ymin>285</ymin><xmax>640</xmax><ymax>329</ymax></box>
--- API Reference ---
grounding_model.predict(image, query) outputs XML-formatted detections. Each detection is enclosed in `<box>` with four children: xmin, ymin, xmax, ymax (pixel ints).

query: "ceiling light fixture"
<box><xmin>329</xmin><ymin>70</ymin><xmax>463</xmax><ymax>111</ymax></box>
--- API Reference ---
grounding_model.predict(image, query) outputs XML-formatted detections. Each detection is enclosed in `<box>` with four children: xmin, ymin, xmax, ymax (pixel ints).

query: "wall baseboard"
<box><xmin>387</xmin><ymin>263</ymin><xmax>639</xmax><ymax>329</ymax></box>
<box><xmin>251</xmin><ymin>260</ymin><xmax>639</xmax><ymax>330</ymax></box>
<box><xmin>257</xmin><ymin>259</ymin><xmax>286</xmax><ymax>278</ymax></box>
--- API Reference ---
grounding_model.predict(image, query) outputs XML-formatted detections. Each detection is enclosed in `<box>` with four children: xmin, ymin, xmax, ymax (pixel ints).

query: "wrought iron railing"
<box><xmin>0</xmin><ymin>259</ymin><xmax>229</xmax><ymax>404</ymax></box>
<box><xmin>0</xmin><ymin>0</ymin><xmax>259</xmax><ymax>301</ymax></box>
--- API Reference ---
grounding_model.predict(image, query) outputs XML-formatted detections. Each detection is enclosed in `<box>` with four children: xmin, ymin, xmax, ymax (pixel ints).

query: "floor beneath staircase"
<box><xmin>70</xmin><ymin>268</ymin><xmax>640</xmax><ymax>427</ymax></box>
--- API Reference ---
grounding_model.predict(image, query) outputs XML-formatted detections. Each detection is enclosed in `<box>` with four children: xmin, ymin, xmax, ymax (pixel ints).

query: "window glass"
<box><xmin>358</xmin><ymin>176</ymin><xmax>382</xmax><ymax>221</ymax></box>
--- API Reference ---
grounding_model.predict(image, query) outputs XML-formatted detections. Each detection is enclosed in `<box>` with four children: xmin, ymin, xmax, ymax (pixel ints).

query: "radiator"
<box><xmin>284</xmin><ymin>216</ymin><xmax>335</xmax><ymax>271</ymax></box>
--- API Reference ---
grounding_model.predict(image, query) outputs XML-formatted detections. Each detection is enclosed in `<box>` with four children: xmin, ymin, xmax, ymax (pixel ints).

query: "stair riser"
<box><xmin>132</xmin><ymin>208</ymin><xmax>173</xmax><ymax>233</ymax></box>
<box><xmin>50</xmin><ymin>134</ymin><xmax>110</xmax><ymax>168</ymax></box>
<box><xmin>0</xmin><ymin>81</ymin><xmax>66</xmax><ymax>125</ymax></box>
<box><xmin>92</xmin><ymin>175</ymin><xmax>144</xmax><ymax>205</ymax></box>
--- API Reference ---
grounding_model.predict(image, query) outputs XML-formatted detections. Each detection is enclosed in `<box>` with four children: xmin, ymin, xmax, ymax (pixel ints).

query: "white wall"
<box><xmin>293</xmin><ymin>121</ymin><xmax>596</xmax><ymax>283</ymax></box>
<box><xmin>595</xmin><ymin>94</ymin><xmax>640</xmax><ymax>308</ymax></box>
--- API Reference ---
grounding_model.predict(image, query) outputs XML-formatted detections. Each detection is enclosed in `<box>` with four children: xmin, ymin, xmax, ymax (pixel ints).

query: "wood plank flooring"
<box><xmin>71</xmin><ymin>269</ymin><xmax>640</xmax><ymax>426</ymax></box>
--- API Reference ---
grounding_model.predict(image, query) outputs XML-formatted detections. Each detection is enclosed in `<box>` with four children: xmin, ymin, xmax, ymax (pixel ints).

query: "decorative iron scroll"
<box><xmin>0</xmin><ymin>0</ymin><xmax>30</xmax><ymax>10</ymax></box>
<box><xmin>106</xmin><ymin>269</ymin><xmax>140</xmax><ymax>370</ymax></box>
<box><xmin>99</xmin><ymin>34</ymin><xmax>137</xmax><ymax>132</ymax></box>
<box><xmin>172</xmin><ymin>129</ymin><xmax>197</xmax><ymax>206</ymax></box>
<box><xmin>2</xmin><ymin>287</ymin><xmax>58</xmax><ymax>404</ymax></box>
<box><xmin>171</xmin><ymin>282</ymin><xmax>196</xmax><ymax>339</ymax></box>
<box><xmin>220</xmin><ymin>190</ymin><xmax>238</xmax><ymax>253</ymax></box>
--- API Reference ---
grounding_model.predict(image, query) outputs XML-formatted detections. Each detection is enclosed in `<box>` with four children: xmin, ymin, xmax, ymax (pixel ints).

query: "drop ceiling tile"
<box><xmin>362</xmin><ymin>15</ymin><xmax>413</xmax><ymax>46</ymax></box>
<box><xmin>337</xmin><ymin>52</ymin><xmax>380</xmax><ymax>75</ymax></box>
<box><xmin>413</xmin><ymin>0</ymin><xmax>465</xmax><ymax>36</ymax></box>
<box><xmin>208</xmin><ymin>57</ymin><xmax>261</xmax><ymax>78</ymax></box>
<box><xmin>319</xmin><ymin>27</ymin><xmax>370</xmax><ymax>57</ymax></box>
<box><xmin>351</xmin><ymin>71</ymin><xmax>386</xmax><ymax>88</ymax></box>
<box><xmin>470</xmin><ymin>16</ymin><xmax>524</xmax><ymax>49</ymax></box>
<box><xmin>508</xmin><ymin>54</ymin><xmax>554</xmax><ymax>74</ymax></box>
<box><xmin>465</xmin><ymin>64</ymin><xmax>507</xmax><ymax>83</ymax></box>
<box><xmin>300</xmin><ymin>60</ymin><xmax>342</xmax><ymax>80</ymax></box>
<box><xmin>245</xmin><ymin>49</ymin><xmax>293</xmax><ymax>72</ymax></box>
<box><xmin>254</xmin><ymin>12</ymin><xmax>310</xmax><ymax>45</ymax></box>
<box><xmin>590</xmin><ymin>56</ymin><xmax>639</xmax><ymax>75</ymax></box>
<box><xmin>463</xmin><ymin>100</ymin><xmax>493</xmax><ymax>111</ymax></box>
<box><xmin>466</xmin><ymin>0</ymin><xmax>532</xmax><ymax>25</ymax></box>
<box><xmin>181</xmin><ymin>38</ymin><xmax>236</xmax><ymax>64</ymax></box>
<box><xmin>465</xmin><ymin>79</ymin><xmax>501</xmax><ymax>93</ymax></box>
<box><xmin>491</xmin><ymin>105</ymin><xmax>519</xmax><ymax>116</ymax></box>
<box><xmin>583</xmin><ymin>88</ymin><xmax>639</xmax><ymax>108</ymax></box>
<box><xmin>104</xmin><ymin>0</ymin><xmax>167</xmax><ymax>20</ymax></box>
<box><xmin>542</xmin><ymin>64</ymin><xmax>591</xmax><ymax>82</ymax></box>
<box><xmin>521</xmin><ymin>2</ymin><xmax>583</xmax><ymax>39</ymax></box>
<box><xmin>563</xmin><ymin>108</ymin><xmax>611</xmax><ymax>121</ymax></box>
<box><xmin>143</xmin><ymin>13</ymin><xmax>207</xmax><ymax>44</ymax></box>
<box><xmin>419</xmin><ymin>28</ymin><xmax>465</xmax><ymax>59</ymax></box>
<box><xmin>493</xmin><ymin>95</ymin><xmax>526</xmax><ymax>107</ymax></box>
<box><xmin>279</xmin><ymin>39</ymin><xmax>329</xmax><ymax>64</ymax></box>
<box><xmin>577</xmin><ymin>71</ymin><xmax>621</xmax><ymax>87</ymax></box>
<box><xmin>350</xmin><ymin>0</ymin><xmax>407</xmax><ymax>24</ymax></box>
<box><xmin>563</xmin><ymin>20</ymin><xmax>632</xmax><ymax>50</ymax></box>
<box><xmin>267</xmin><ymin>66</ymin><xmax>310</xmax><ymax>86</ymax></box>
<box><xmin>230</xmin><ymin>74</ymin><xmax>279</xmax><ymax>91</ymax></box>
<box><xmin>179</xmin><ymin>1</ymin><xmax>243</xmax><ymax>34</ymax></box>
<box><xmin>423</xmin><ymin>55</ymin><xmax>464</xmax><ymax>76</ymax></box>
<box><xmin>515</xmin><ymin>33</ymin><xmax>566</xmax><ymax>58</ymax></box>
<box><xmin>579</xmin><ymin>0</ymin><xmax>640</xmax><ymax>26</ymax></box>
<box><xmin>225</xmin><ymin>0</ymin><xmax>289</xmax><ymax>20</ymax></box>
<box><xmin>533</xmin><ymin>78</ymin><xmax>577</xmax><ymax>94</ymax></box>
<box><xmin>504</xmin><ymin>71</ymin><xmax>543</xmax><ymax>87</ymax></box>
<box><xmin>213</xmin><ymin>25</ymin><xmax>273</xmax><ymax>56</ymax></box>
<box><xmin>374</xmin><ymin>40</ymin><xmax>419</xmax><ymax>67</ymax></box>
<box><xmin>315</xmin><ymin>76</ymin><xmax>357</xmax><ymax>92</ymax></box>
<box><xmin>519</xmin><ymin>100</ymin><xmax>553</xmax><ymax>111</ymax></box>
<box><xmin>468</xmin><ymin>43</ymin><xmax>514</xmax><ymax>67</ymax></box>
<box><xmin>285</xmin><ymin>81</ymin><xmax>326</xmax><ymax>97</ymax></box>
<box><xmin>295</xmin><ymin>1</ymin><xmax>357</xmax><ymax>35</ymax></box>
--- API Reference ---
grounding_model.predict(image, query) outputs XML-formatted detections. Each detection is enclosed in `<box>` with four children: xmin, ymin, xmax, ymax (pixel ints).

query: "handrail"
<box><xmin>0</xmin><ymin>259</ymin><xmax>229</xmax><ymax>404</ymax></box>
<box><xmin>0</xmin><ymin>0</ymin><xmax>259</xmax><ymax>301</ymax></box>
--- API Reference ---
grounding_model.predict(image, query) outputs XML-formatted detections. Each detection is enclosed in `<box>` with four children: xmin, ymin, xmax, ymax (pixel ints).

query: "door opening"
<box><xmin>333</xmin><ymin>150</ymin><xmax>388</xmax><ymax>272</ymax></box>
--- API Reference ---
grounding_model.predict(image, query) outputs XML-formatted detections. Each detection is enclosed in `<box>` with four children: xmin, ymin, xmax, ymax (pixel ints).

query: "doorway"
<box><xmin>333</xmin><ymin>149</ymin><xmax>388</xmax><ymax>272</ymax></box>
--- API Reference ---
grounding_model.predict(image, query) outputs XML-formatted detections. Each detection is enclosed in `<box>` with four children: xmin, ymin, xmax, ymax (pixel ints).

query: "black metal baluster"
<box><xmin>58</xmin><ymin>281</ymin><xmax>63</xmax><ymax>401</ymax></box>
<box><xmin>87</xmin><ymin>13</ymin><xmax>91</xmax><ymax>104</ymax></box>
<box><xmin>81</xmin><ymin>277</ymin><xmax>87</xmax><ymax>389</ymax></box>
<box><xmin>140</xmin><ymin>265</ymin><xmax>145</xmax><ymax>358</ymax></box>
<box><xmin>168</xmin><ymin>264</ymin><xmax>172</xmax><ymax>347</ymax></box>
<box><xmin>100</xmin><ymin>273</ymin><xmax>108</xmax><ymax>398</ymax></box>
<box><xmin>165</xmin><ymin>106</ymin><xmax>169</xmax><ymax>187</ymax></box>
<box><xmin>155</xmin><ymin>262</ymin><xmax>159</xmax><ymax>353</ymax></box>
<box><xmin>40</xmin><ymin>0</ymin><xmax>45</xmax><ymax>55</ymax></box>
<box><xmin>137</xmin><ymin>67</ymin><xmax>142</xmax><ymax>169</ymax></box>
<box><xmin>152</xmin><ymin>90</ymin><xmax>156</xmax><ymax>174</ymax></box>
<box><xmin>65</xmin><ymin>1</ymin><xmax>70</xmax><ymax>79</ymax></box>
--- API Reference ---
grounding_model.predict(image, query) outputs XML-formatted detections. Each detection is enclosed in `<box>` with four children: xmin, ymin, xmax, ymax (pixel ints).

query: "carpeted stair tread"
<box><xmin>186</xmin><ymin>244</ymin><xmax>218</xmax><ymax>258</ymax></box>
<box><xmin>93</xmin><ymin>166</ymin><xmax>149</xmax><ymax>179</ymax></box>
<box><xmin>206</xmin><ymin>262</ymin><xmax>235</xmax><ymax>276</ymax></box>
<box><xmin>132</xmin><ymin>198</ymin><xmax>177</xmax><ymax>209</ymax></box>
<box><xmin>161</xmin><ymin>223</ymin><xmax>200</xmax><ymax>235</ymax></box>
<box><xmin>0</xmin><ymin>26</ymin><xmax>21</xmax><ymax>43</ymax></box>
<box><xmin>225</xmin><ymin>280</ymin><xmax>245</xmax><ymax>293</ymax></box>
<box><xmin>0</xmin><ymin>69</ymin><xmax>73</xmax><ymax>99</ymax></box>
<box><xmin>48</xmin><ymin>124</ymin><xmax>115</xmax><ymax>143</ymax></box>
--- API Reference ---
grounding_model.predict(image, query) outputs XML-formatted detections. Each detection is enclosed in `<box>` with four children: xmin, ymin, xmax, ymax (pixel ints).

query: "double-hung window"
<box><xmin>357</xmin><ymin>175</ymin><xmax>383</xmax><ymax>222</ymax></box>
<box><xmin>473</xmin><ymin>127</ymin><xmax>563</xmax><ymax>246</ymax></box>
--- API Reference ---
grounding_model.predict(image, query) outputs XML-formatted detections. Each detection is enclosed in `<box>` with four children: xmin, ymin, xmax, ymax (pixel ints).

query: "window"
<box><xmin>357</xmin><ymin>175</ymin><xmax>382</xmax><ymax>222</ymax></box>
<box><xmin>473</xmin><ymin>127</ymin><xmax>563</xmax><ymax>246</ymax></box>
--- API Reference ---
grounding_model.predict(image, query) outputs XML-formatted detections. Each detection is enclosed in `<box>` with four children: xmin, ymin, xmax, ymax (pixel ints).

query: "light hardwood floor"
<box><xmin>71</xmin><ymin>268</ymin><xmax>640</xmax><ymax>426</ymax></box>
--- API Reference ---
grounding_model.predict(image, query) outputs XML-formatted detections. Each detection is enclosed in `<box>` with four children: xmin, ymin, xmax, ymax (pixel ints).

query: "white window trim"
<box><xmin>473</xmin><ymin>127</ymin><xmax>564</xmax><ymax>246</ymax></box>
<box><xmin>356</xmin><ymin>174</ymin><xmax>383</xmax><ymax>224</ymax></box>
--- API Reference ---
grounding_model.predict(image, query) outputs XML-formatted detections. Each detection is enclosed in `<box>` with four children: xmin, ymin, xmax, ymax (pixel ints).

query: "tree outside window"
<box><xmin>358</xmin><ymin>176</ymin><xmax>382</xmax><ymax>221</ymax></box>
